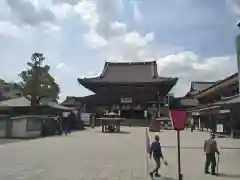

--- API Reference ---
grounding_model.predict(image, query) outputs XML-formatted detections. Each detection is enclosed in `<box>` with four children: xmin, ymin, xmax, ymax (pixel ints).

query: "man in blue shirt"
<box><xmin>149</xmin><ymin>134</ymin><xmax>164</xmax><ymax>178</ymax></box>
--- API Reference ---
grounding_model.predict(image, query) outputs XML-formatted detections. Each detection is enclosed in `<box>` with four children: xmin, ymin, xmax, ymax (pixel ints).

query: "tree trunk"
<box><xmin>30</xmin><ymin>67</ymin><xmax>39</xmax><ymax>114</ymax></box>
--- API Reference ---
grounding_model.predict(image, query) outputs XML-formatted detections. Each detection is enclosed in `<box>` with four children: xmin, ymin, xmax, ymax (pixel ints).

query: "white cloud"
<box><xmin>58</xmin><ymin>92</ymin><xmax>67</xmax><ymax>103</ymax></box>
<box><xmin>0</xmin><ymin>0</ymin><xmax>237</xmax><ymax>100</ymax></box>
<box><xmin>0</xmin><ymin>21</ymin><xmax>21</xmax><ymax>38</ymax></box>
<box><xmin>50</xmin><ymin>3</ymin><xmax>74</xmax><ymax>20</ymax></box>
<box><xmin>76</xmin><ymin>0</ymin><xmax>155</xmax><ymax>62</ymax></box>
<box><xmin>110</xmin><ymin>21</ymin><xmax>127</xmax><ymax>36</ymax></box>
<box><xmin>74</xmin><ymin>0</ymin><xmax>99</xmax><ymax>28</ymax></box>
<box><xmin>93</xmin><ymin>0</ymin><xmax>127</xmax><ymax>39</ymax></box>
<box><xmin>104</xmin><ymin>31</ymin><xmax>155</xmax><ymax>62</ymax></box>
<box><xmin>52</xmin><ymin>0</ymin><xmax>80</xmax><ymax>6</ymax></box>
<box><xmin>56</xmin><ymin>62</ymin><xmax>74</xmax><ymax>73</ymax></box>
<box><xmin>124</xmin><ymin>32</ymin><xmax>154</xmax><ymax>47</ymax></box>
<box><xmin>84</xmin><ymin>29</ymin><xmax>108</xmax><ymax>49</ymax></box>
<box><xmin>0</xmin><ymin>0</ymin><xmax>12</xmax><ymax>20</ymax></box>
<box><xmin>6</xmin><ymin>0</ymin><xmax>56</xmax><ymax>25</ymax></box>
<box><xmin>132</xmin><ymin>2</ymin><xmax>143</xmax><ymax>22</ymax></box>
<box><xmin>157</xmin><ymin>52</ymin><xmax>236</xmax><ymax>96</ymax></box>
<box><xmin>41</xmin><ymin>22</ymin><xmax>61</xmax><ymax>33</ymax></box>
<box><xmin>226</xmin><ymin>0</ymin><xmax>240</xmax><ymax>21</ymax></box>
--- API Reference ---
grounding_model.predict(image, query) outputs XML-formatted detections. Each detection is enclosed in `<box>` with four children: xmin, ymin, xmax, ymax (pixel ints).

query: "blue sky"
<box><xmin>0</xmin><ymin>0</ymin><xmax>239</xmax><ymax>101</ymax></box>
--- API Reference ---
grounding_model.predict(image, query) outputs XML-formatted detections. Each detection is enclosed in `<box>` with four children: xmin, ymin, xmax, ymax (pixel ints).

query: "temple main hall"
<box><xmin>75</xmin><ymin>61</ymin><xmax>178</xmax><ymax>125</ymax></box>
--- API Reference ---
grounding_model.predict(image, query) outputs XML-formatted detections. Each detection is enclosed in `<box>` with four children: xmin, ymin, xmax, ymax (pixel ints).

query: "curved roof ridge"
<box><xmin>192</xmin><ymin>81</ymin><xmax>216</xmax><ymax>84</ymax></box>
<box><xmin>104</xmin><ymin>60</ymin><xmax>156</xmax><ymax>65</ymax></box>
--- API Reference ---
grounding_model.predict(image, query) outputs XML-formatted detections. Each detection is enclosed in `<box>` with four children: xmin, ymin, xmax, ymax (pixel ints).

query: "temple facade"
<box><xmin>76</xmin><ymin>61</ymin><xmax>177</xmax><ymax>128</ymax></box>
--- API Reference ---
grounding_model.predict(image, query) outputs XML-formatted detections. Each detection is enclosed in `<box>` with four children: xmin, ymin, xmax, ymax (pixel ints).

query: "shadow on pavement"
<box><xmin>95</xmin><ymin>130</ymin><xmax>131</xmax><ymax>134</ymax></box>
<box><xmin>154</xmin><ymin>177</ymin><xmax>176</xmax><ymax>180</ymax></box>
<box><xmin>218</xmin><ymin>173</ymin><xmax>240</xmax><ymax>179</ymax></box>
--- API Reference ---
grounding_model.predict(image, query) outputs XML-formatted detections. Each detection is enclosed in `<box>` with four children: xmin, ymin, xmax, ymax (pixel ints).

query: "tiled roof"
<box><xmin>186</xmin><ymin>81</ymin><xmax>216</xmax><ymax>96</ymax></box>
<box><xmin>78</xmin><ymin>61</ymin><xmax>177</xmax><ymax>83</ymax></box>
<box><xmin>0</xmin><ymin>97</ymin><xmax>30</xmax><ymax>107</ymax></box>
<box><xmin>191</xmin><ymin>81</ymin><xmax>215</xmax><ymax>92</ymax></box>
<box><xmin>61</xmin><ymin>96</ymin><xmax>82</xmax><ymax>106</ymax></box>
<box><xmin>193</xmin><ymin>73</ymin><xmax>238</xmax><ymax>98</ymax></box>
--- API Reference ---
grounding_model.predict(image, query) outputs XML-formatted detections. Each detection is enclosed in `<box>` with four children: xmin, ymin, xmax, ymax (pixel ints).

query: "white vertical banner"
<box><xmin>145</xmin><ymin>128</ymin><xmax>150</xmax><ymax>176</ymax></box>
<box><xmin>236</xmin><ymin>34</ymin><xmax>240</xmax><ymax>93</ymax></box>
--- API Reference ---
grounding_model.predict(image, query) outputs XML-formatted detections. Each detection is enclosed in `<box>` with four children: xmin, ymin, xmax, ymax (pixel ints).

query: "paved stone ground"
<box><xmin>0</xmin><ymin>127</ymin><xmax>239</xmax><ymax>180</ymax></box>
<box><xmin>0</xmin><ymin>138</ymin><xmax>26</xmax><ymax>145</ymax></box>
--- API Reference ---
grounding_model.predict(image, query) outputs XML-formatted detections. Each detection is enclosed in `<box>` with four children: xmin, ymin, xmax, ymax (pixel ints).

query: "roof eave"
<box><xmin>78</xmin><ymin>77</ymin><xmax>178</xmax><ymax>84</ymax></box>
<box><xmin>194</xmin><ymin>73</ymin><xmax>238</xmax><ymax>99</ymax></box>
<box><xmin>77</xmin><ymin>78</ymin><xmax>97</xmax><ymax>93</ymax></box>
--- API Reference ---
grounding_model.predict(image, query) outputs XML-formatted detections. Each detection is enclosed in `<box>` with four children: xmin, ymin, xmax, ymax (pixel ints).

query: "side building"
<box><xmin>188</xmin><ymin>73</ymin><xmax>240</xmax><ymax>138</ymax></box>
<box><xmin>74</xmin><ymin>61</ymin><xmax>178</xmax><ymax>126</ymax></box>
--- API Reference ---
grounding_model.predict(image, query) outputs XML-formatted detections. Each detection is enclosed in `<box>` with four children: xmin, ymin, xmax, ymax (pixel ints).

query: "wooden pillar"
<box><xmin>102</xmin><ymin>120</ymin><xmax>104</xmax><ymax>132</ymax></box>
<box><xmin>208</xmin><ymin>115</ymin><xmax>211</xmax><ymax>132</ymax></box>
<box><xmin>198</xmin><ymin>116</ymin><xmax>203</xmax><ymax>131</ymax></box>
<box><xmin>116</xmin><ymin>121</ymin><xmax>120</xmax><ymax>132</ymax></box>
<box><xmin>158</xmin><ymin>102</ymin><xmax>161</xmax><ymax>118</ymax></box>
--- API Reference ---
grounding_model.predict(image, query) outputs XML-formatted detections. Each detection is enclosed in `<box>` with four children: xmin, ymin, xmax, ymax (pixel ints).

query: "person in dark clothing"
<box><xmin>56</xmin><ymin>117</ymin><xmax>62</xmax><ymax>135</ymax></box>
<box><xmin>41</xmin><ymin>120</ymin><xmax>47</xmax><ymax>137</ymax></box>
<box><xmin>62</xmin><ymin>117</ymin><xmax>69</xmax><ymax>135</ymax></box>
<box><xmin>149</xmin><ymin>134</ymin><xmax>167</xmax><ymax>178</ymax></box>
<box><xmin>204</xmin><ymin>133</ymin><xmax>220</xmax><ymax>175</ymax></box>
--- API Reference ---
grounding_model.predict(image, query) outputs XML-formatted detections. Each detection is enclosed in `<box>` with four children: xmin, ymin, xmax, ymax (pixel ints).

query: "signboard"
<box><xmin>220</xmin><ymin>109</ymin><xmax>230</xmax><ymax>114</ymax></box>
<box><xmin>63</xmin><ymin>112</ymin><xmax>70</xmax><ymax>118</ymax></box>
<box><xmin>170</xmin><ymin>110</ymin><xmax>187</xmax><ymax>131</ymax></box>
<box><xmin>192</xmin><ymin>112</ymin><xmax>200</xmax><ymax>116</ymax></box>
<box><xmin>217</xmin><ymin>124</ymin><xmax>224</xmax><ymax>133</ymax></box>
<box><xmin>81</xmin><ymin>113</ymin><xmax>91</xmax><ymax>125</ymax></box>
<box><xmin>180</xmin><ymin>98</ymin><xmax>199</xmax><ymax>106</ymax></box>
<box><xmin>120</xmin><ymin>98</ymin><xmax>132</xmax><ymax>103</ymax></box>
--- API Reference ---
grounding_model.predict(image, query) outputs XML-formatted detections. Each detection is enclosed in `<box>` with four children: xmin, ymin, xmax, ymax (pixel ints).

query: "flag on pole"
<box><xmin>169</xmin><ymin>110</ymin><xmax>187</xmax><ymax>130</ymax></box>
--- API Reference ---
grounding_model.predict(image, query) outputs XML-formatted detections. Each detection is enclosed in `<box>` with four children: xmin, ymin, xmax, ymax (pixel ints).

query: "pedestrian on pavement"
<box><xmin>62</xmin><ymin>117</ymin><xmax>69</xmax><ymax>135</ymax></box>
<box><xmin>190</xmin><ymin>118</ymin><xmax>194</xmax><ymax>132</ymax></box>
<box><xmin>149</xmin><ymin>134</ymin><xmax>167</xmax><ymax>178</ymax></box>
<box><xmin>204</xmin><ymin>133</ymin><xmax>220</xmax><ymax>175</ymax></box>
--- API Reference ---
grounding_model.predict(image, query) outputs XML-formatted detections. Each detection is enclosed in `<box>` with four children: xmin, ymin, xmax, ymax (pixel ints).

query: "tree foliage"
<box><xmin>19</xmin><ymin>53</ymin><xmax>60</xmax><ymax>107</ymax></box>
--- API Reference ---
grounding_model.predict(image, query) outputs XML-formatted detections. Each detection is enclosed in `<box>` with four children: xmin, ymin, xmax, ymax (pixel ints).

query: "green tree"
<box><xmin>19</xmin><ymin>53</ymin><xmax>60</xmax><ymax>110</ymax></box>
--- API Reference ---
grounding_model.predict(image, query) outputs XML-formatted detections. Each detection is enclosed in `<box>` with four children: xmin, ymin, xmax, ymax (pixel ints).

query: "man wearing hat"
<box><xmin>149</xmin><ymin>134</ymin><xmax>166</xmax><ymax>178</ymax></box>
<box><xmin>204</xmin><ymin>133</ymin><xmax>220</xmax><ymax>175</ymax></box>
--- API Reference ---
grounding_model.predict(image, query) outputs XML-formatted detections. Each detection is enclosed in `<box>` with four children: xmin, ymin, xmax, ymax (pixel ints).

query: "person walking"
<box><xmin>204</xmin><ymin>133</ymin><xmax>220</xmax><ymax>175</ymax></box>
<box><xmin>190</xmin><ymin>118</ymin><xmax>194</xmax><ymax>132</ymax></box>
<box><xmin>62</xmin><ymin>117</ymin><xmax>69</xmax><ymax>135</ymax></box>
<box><xmin>149</xmin><ymin>134</ymin><xmax>167</xmax><ymax>178</ymax></box>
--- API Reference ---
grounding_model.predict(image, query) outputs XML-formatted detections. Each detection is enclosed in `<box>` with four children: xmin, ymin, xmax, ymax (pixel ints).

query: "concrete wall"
<box><xmin>11</xmin><ymin>117</ymin><xmax>27</xmax><ymax>138</ymax></box>
<box><xmin>0</xmin><ymin>116</ymin><xmax>7</xmax><ymax>137</ymax></box>
<box><xmin>10</xmin><ymin>116</ymin><xmax>42</xmax><ymax>138</ymax></box>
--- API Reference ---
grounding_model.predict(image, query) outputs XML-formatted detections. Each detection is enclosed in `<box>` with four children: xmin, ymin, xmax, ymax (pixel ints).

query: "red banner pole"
<box><xmin>177</xmin><ymin>130</ymin><xmax>183</xmax><ymax>180</ymax></box>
